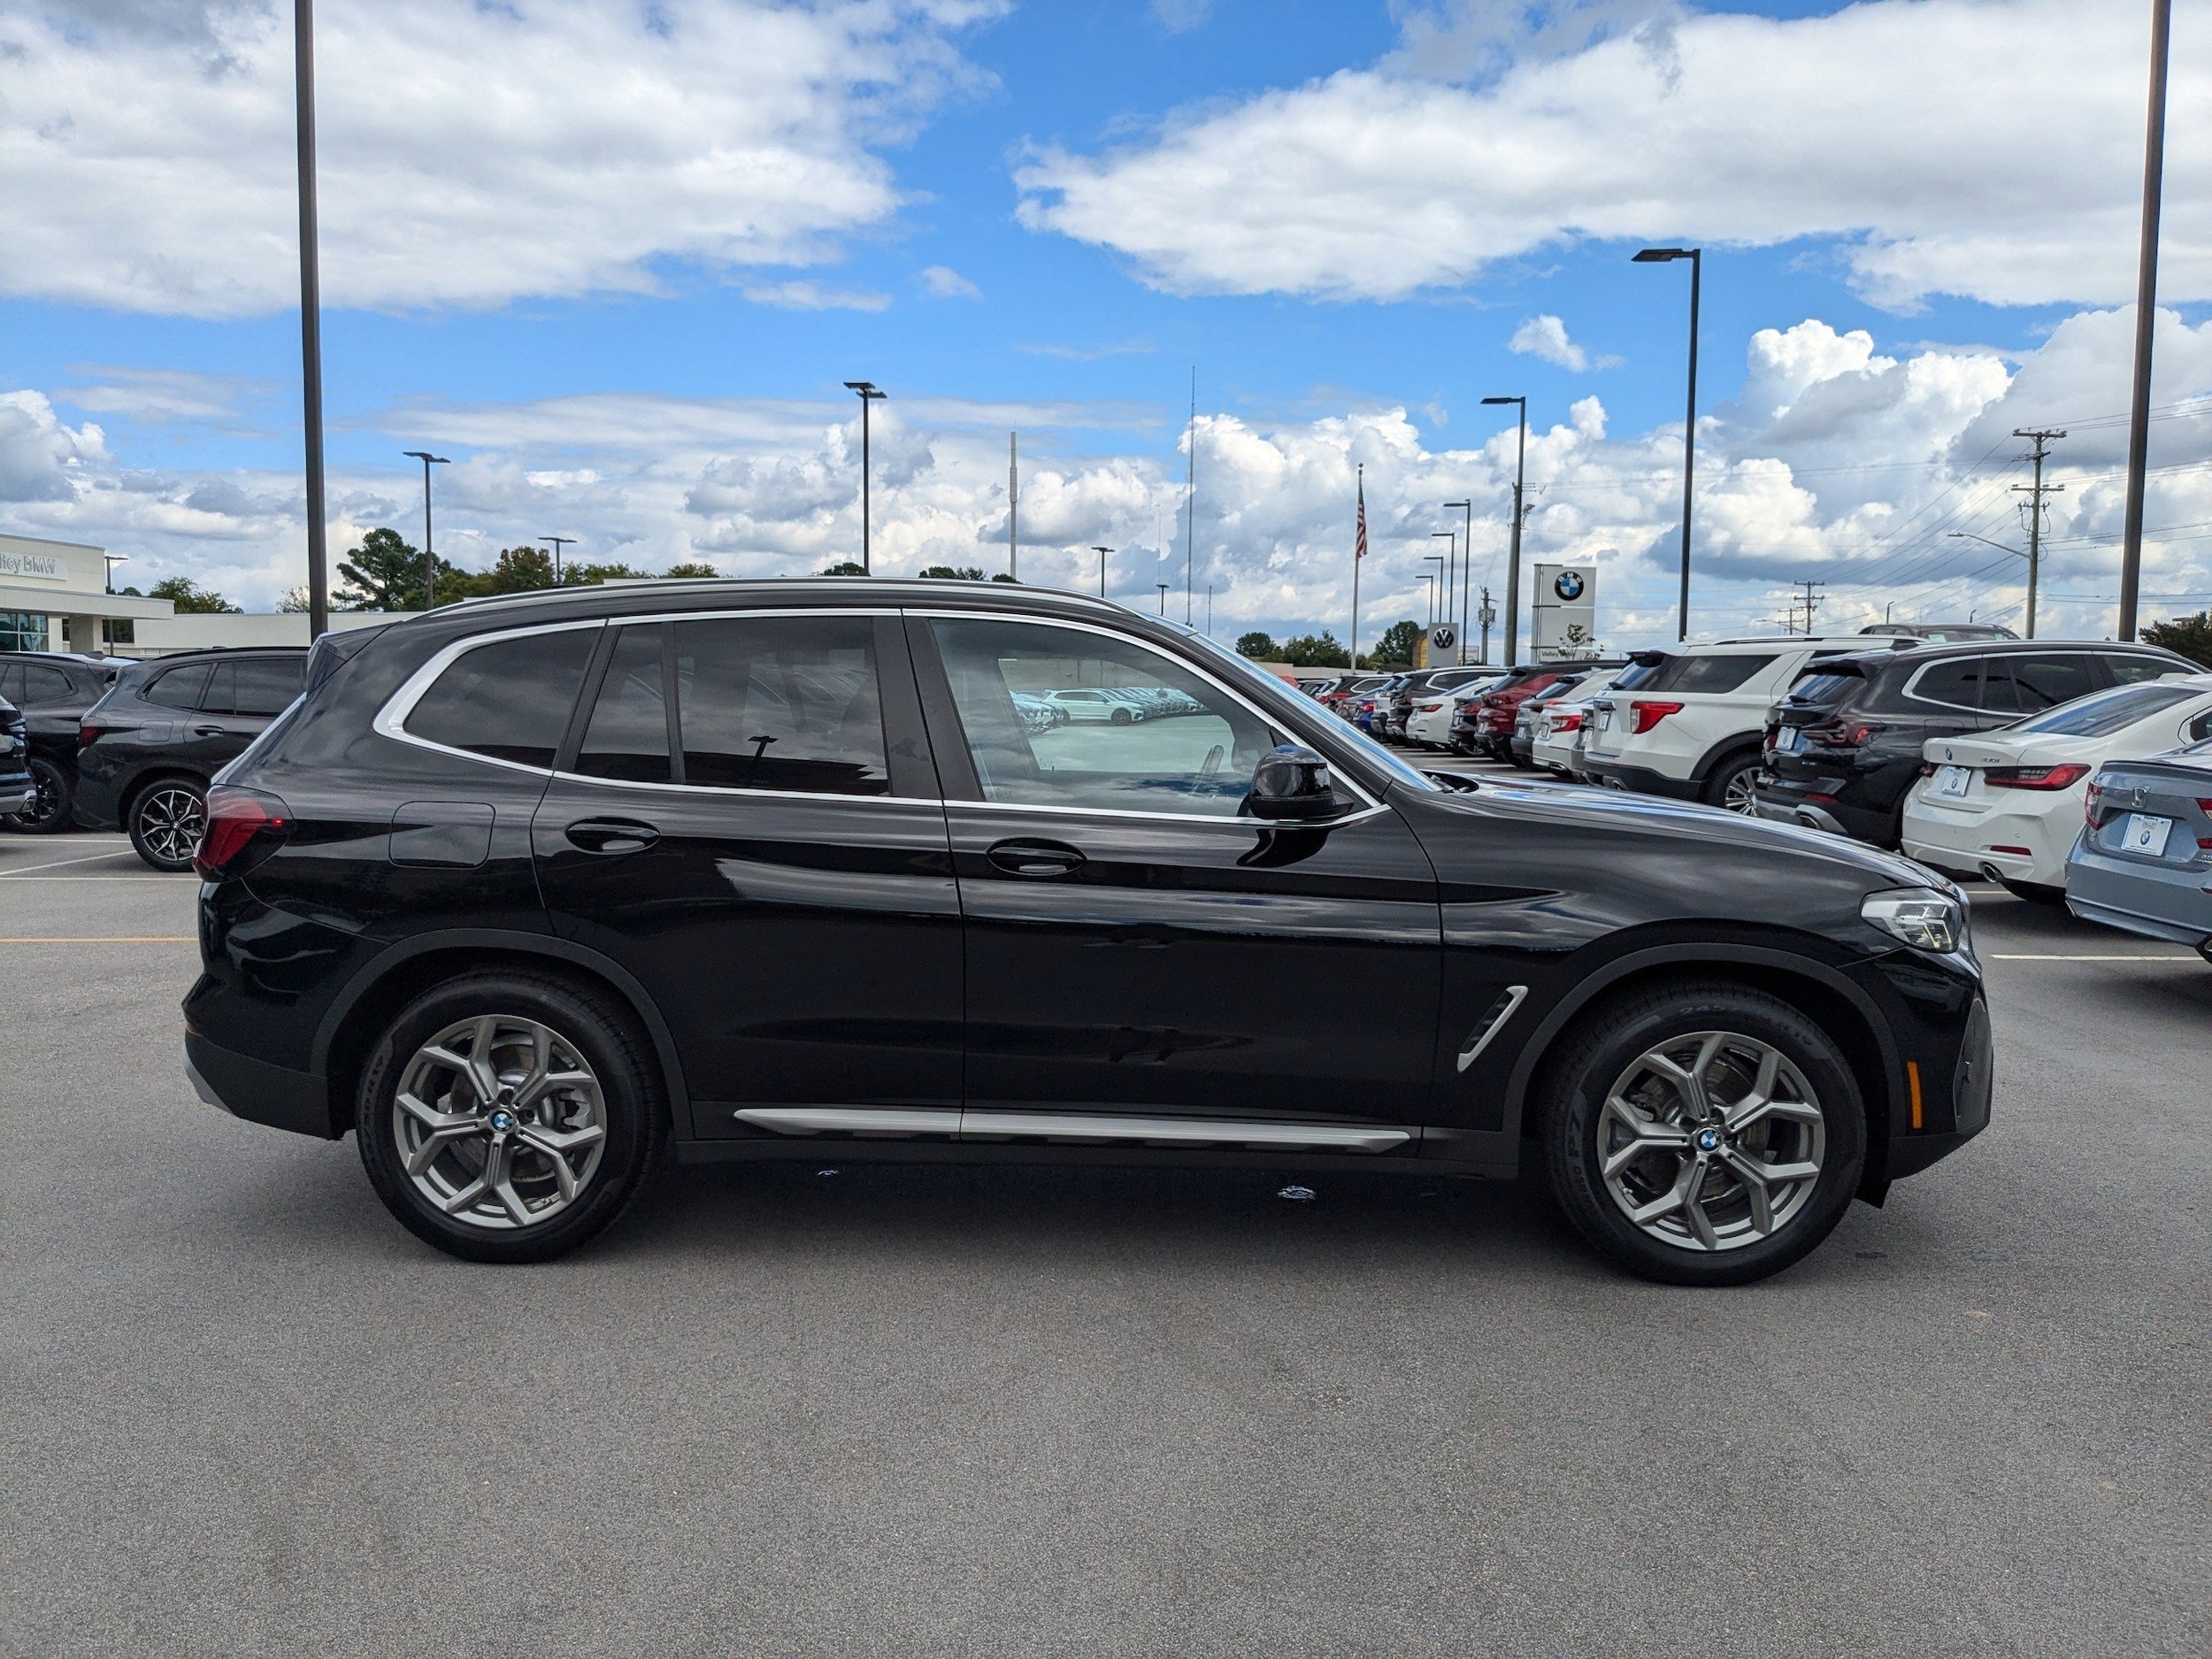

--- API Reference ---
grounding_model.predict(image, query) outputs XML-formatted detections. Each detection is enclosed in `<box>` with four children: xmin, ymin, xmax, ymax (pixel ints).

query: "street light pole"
<box><xmin>540</xmin><ymin>534</ymin><xmax>574</xmax><ymax>585</ymax></box>
<box><xmin>2118</xmin><ymin>0</ymin><xmax>2172</xmax><ymax>642</ymax></box>
<box><xmin>104</xmin><ymin>554</ymin><xmax>128</xmax><ymax>595</ymax></box>
<box><xmin>1481</xmin><ymin>396</ymin><xmax>1527</xmax><ymax>666</ymax></box>
<box><xmin>294</xmin><ymin>0</ymin><xmax>329</xmax><ymax>641</ymax></box>
<box><xmin>1444</xmin><ymin>500</ymin><xmax>1471</xmax><ymax>661</ymax></box>
<box><xmin>1093</xmin><ymin>545</ymin><xmax>1111</xmax><ymax>598</ymax></box>
<box><xmin>1425</xmin><ymin>544</ymin><xmax>1448</xmax><ymax>638</ymax></box>
<box><xmin>1634</xmin><ymin>246</ymin><xmax>1702</xmax><ymax>641</ymax></box>
<box><xmin>1156</xmin><ymin>581</ymin><xmax>1170</xmax><ymax>616</ymax></box>
<box><xmin>403</xmin><ymin>450</ymin><xmax>449</xmax><ymax>610</ymax></box>
<box><xmin>843</xmin><ymin>380</ymin><xmax>886</xmax><ymax>573</ymax></box>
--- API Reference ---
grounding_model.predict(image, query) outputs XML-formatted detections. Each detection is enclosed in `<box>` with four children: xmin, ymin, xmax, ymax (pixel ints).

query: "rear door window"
<box><xmin>672</xmin><ymin>615</ymin><xmax>889</xmax><ymax>795</ymax></box>
<box><xmin>576</xmin><ymin>625</ymin><xmax>673</xmax><ymax>782</ymax></box>
<box><xmin>2106</xmin><ymin>654</ymin><xmax>2189</xmax><ymax>686</ymax></box>
<box><xmin>231</xmin><ymin>657</ymin><xmax>303</xmax><ymax>715</ymax></box>
<box><xmin>22</xmin><ymin>664</ymin><xmax>75</xmax><ymax>705</ymax></box>
<box><xmin>1985</xmin><ymin>653</ymin><xmax>2101</xmax><ymax>714</ymax></box>
<box><xmin>403</xmin><ymin>627</ymin><xmax>598</xmax><ymax>769</ymax></box>
<box><xmin>145</xmin><ymin>662</ymin><xmax>212</xmax><ymax>710</ymax></box>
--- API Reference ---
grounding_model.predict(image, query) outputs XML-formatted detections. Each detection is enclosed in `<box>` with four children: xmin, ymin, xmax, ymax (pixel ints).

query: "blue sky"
<box><xmin>2</xmin><ymin>0</ymin><xmax>2207</xmax><ymax>643</ymax></box>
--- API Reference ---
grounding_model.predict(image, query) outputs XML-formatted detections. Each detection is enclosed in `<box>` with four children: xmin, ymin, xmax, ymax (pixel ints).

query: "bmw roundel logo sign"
<box><xmin>1554</xmin><ymin>570</ymin><xmax>1586</xmax><ymax>602</ymax></box>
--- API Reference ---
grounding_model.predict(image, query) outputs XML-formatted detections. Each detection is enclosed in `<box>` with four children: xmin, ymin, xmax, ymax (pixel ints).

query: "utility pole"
<box><xmin>1094</xmin><ymin>545</ymin><xmax>1111</xmax><ymax>598</ymax></box>
<box><xmin>294</xmin><ymin>0</ymin><xmax>328</xmax><ymax>640</ymax></box>
<box><xmin>843</xmin><ymin>380</ymin><xmax>886</xmax><ymax>573</ymax></box>
<box><xmin>2119</xmin><ymin>0</ymin><xmax>2172</xmax><ymax>641</ymax></box>
<box><xmin>540</xmin><ymin>534</ymin><xmax>573</xmax><ymax>585</ymax></box>
<box><xmin>1478</xmin><ymin>586</ymin><xmax>1495</xmax><ymax>664</ymax></box>
<box><xmin>1796</xmin><ymin>579</ymin><xmax>1824</xmax><ymax>637</ymax></box>
<box><xmin>2011</xmin><ymin>427</ymin><xmax>2066</xmax><ymax>639</ymax></box>
<box><xmin>403</xmin><ymin>450</ymin><xmax>449</xmax><ymax>609</ymax></box>
<box><xmin>1481</xmin><ymin>396</ymin><xmax>1528</xmax><ymax>665</ymax></box>
<box><xmin>1008</xmin><ymin>431</ymin><xmax>1018</xmax><ymax>580</ymax></box>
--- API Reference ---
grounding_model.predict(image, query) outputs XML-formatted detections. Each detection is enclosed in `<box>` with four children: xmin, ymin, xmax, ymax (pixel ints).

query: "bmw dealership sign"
<box><xmin>1532</xmin><ymin>564</ymin><xmax>1598</xmax><ymax>659</ymax></box>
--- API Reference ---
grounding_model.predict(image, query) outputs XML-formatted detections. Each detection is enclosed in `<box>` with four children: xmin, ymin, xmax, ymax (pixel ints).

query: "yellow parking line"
<box><xmin>0</xmin><ymin>935</ymin><xmax>196</xmax><ymax>943</ymax></box>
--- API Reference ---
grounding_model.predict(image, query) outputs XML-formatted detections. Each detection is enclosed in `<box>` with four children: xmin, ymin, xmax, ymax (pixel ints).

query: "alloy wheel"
<box><xmin>1596</xmin><ymin>1030</ymin><xmax>1826</xmax><ymax>1252</ymax></box>
<box><xmin>137</xmin><ymin>787</ymin><xmax>205</xmax><ymax>864</ymax></box>
<box><xmin>7</xmin><ymin>764</ymin><xmax>65</xmax><ymax>831</ymax></box>
<box><xmin>1718</xmin><ymin>764</ymin><xmax>1762</xmax><ymax>815</ymax></box>
<box><xmin>393</xmin><ymin>1014</ymin><xmax>608</xmax><ymax>1231</ymax></box>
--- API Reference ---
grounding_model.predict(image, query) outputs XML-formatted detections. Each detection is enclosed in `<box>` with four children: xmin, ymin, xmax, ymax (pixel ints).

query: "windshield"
<box><xmin>2010</xmin><ymin>680</ymin><xmax>2204</xmax><ymax>738</ymax></box>
<box><xmin>1181</xmin><ymin>627</ymin><xmax>1440</xmax><ymax>792</ymax></box>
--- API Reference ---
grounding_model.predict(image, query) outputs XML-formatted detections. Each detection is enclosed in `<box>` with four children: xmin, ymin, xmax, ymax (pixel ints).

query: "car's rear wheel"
<box><xmin>4</xmin><ymin>758</ymin><xmax>72</xmax><ymax>833</ymax></box>
<box><xmin>356</xmin><ymin>971</ymin><xmax>667</xmax><ymax>1263</ymax></box>
<box><xmin>127</xmin><ymin>778</ymin><xmax>205</xmax><ymax>871</ymax></box>
<box><xmin>1539</xmin><ymin>979</ymin><xmax>1866</xmax><ymax>1285</ymax></box>
<box><xmin>1702</xmin><ymin>751</ymin><xmax>1764</xmax><ymax>814</ymax></box>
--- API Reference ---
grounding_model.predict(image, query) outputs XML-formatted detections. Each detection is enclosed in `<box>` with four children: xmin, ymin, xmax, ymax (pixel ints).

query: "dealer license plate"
<box><xmin>1934</xmin><ymin>764</ymin><xmax>1972</xmax><ymax>800</ymax></box>
<box><xmin>2121</xmin><ymin>812</ymin><xmax>2174</xmax><ymax>856</ymax></box>
<box><xmin>1594</xmin><ymin>708</ymin><xmax>1611</xmax><ymax>733</ymax></box>
<box><xmin>1774</xmin><ymin>726</ymin><xmax>1804</xmax><ymax>754</ymax></box>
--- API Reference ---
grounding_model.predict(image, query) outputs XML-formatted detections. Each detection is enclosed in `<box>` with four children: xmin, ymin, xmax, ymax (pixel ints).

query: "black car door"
<box><xmin>912</xmin><ymin>611</ymin><xmax>1440</xmax><ymax>1139</ymax></box>
<box><xmin>532</xmin><ymin>609</ymin><xmax>962</xmax><ymax>1135</ymax></box>
<box><xmin>196</xmin><ymin>656</ymin><xmax>304</xmax><ymax>762</ymax></box>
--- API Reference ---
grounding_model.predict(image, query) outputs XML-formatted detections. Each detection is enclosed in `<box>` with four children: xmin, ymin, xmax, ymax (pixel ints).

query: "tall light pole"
<box><xmin>403</xmin><ymin>450</ymin><xmax>449</xmax><ymax>610</ymax></box>
<box><xmin>1008</xmin><ymin>431</ymin><xmax>1018</xmax><ymax>580</ymax></box>
<box><xmin>1481</xmin><ymin>396</ymin><xmax>1527</xmax><ymax>666</ymax></box>
<box><xmin>1094</xmin><ymin>545</ymin><xmax>1111</xmax><ymax>598</ymax></box>
<box><xmin>104</xmin><ymin>553</ymin><xmax>128</xmax><ymax>595</ymax></box>
<box><xmin>1425</xmin><ymin>544</ymin><xmax>1448</xmax><ymax>634</ymax></box>
<box><xmin>1444</xmin><ymin>500</ymin><xmax>1471</xmax><ymax>661</ymax></box>
<box><xmin>540</xmin><ymin>534</ymin><xmax>573</xmax><ymax>585</ymax></box>
<box><xmin>1419</xmin><ymin>574</ymin><xmax>1436</xmax><ymax>634</ymax></box>
<box><xmin>1633</xmin><ymin>246</ymin><xmax>1702</xmax><ymax>641</ymax></box>
<box><xmin>843</xmin><ymin>380</ymin><xmax>886</xmax><ymax>573</ymax></box>
<box><xmin>294</xmin><ymin>0</ymin><xmax>328</xmax><ymax>640</ymax></box>
<box><xmin>1156</xmin><ymin>581</ymin><xmax>1170</xmax><ymax>616</ymax></box>
<box><xmin>2118</xmin><ymin>0</ymin><xmax>2172</xmax><ymax>642</ymax></box>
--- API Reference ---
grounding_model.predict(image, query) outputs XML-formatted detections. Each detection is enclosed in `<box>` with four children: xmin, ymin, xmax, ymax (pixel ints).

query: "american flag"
<box><xmin>1356</xmin><ymin>469</ymin><xmax>1367</xmax><ymax>561</ymax></box>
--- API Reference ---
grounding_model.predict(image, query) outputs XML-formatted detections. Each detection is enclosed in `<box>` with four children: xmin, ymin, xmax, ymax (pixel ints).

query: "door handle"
<box><xmin>191</xmin><ymin>724</ymin><xmax>224</xmax><ymax>737</ymax></box>
<box><xmin>986</xmin><ymin>838</ymin><xmax>1086</xmax><ymax>878</ymax></box>
<box><xmin>565</xmin><ymin>818</ymin><xmax>661</xmax><ymax>855</ymax></box>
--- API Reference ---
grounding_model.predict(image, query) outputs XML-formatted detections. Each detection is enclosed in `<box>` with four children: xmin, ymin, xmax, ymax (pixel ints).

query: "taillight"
<box><xmin>78</xmin><ymin>726</ymin><xmax>107</xmax><ymax>749</ymax></box>
<box><xmin>1985</xmin><ymin>763</ymin><xmax>2091</xmax><ymax>792</ymax></box>
<box><xmin>193</xmin><ymin>785</ymin><xmax>292</xmax><ymax>879</ymax></box>
<box><xmin>1554</xmin><ymin>712</ymin><xmax>1583</xmax><ymax>733</ymax></box>
<box><xmin>1629</xmin><ymin>700</ymin><xmax>1684</xmax><ymax>735</ymax></box>
<box><xmin>2084</xmin><ymin>780</ymin><xmax>2107</xmax><ymax>826</ymax></box>
<box><xmin>1806</xmin><ymin>719</ymin><xmax>1882</xmax><ymax>749</ymax></box>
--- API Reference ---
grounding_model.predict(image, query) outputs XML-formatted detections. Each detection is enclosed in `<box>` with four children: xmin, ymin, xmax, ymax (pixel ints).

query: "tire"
<box><xmin>1996</xmin><ymin>876</ymin><xmax>2067</xmax><ymax>905</ymax></box>
<box><xmin>1110</xmin><ymin>707</ymin><xmax>1133</xmax><ymax>726</ymax></box>
<box><xmin>1701</xmin><ymin>750</ymin><xmax>1764</xmax><ymax>815</ymax></box>
<box><xmin>4</xmin><ymin>757</ymin><xmax>72</xmax><ymax>833</ymax></box>
<box><xmin>1537</xmin><ymin>979</ymin><xmax>1866</xmax><ymax>1286</ymax></box>
<box><xmin>127</xmin><ymin>777</ymin><xmax>207</xmax><ymax>872</ymax></box>
<box><xmin>356</xmin><ymin>970</ymin><xmax>668</xmax><ymax>1263</ymax></box>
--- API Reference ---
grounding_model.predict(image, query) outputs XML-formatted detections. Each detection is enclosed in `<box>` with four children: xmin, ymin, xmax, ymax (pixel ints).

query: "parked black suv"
<box><xmin>1755</xmin><ymin>639</ymin><xmax>2193</xmax><ymax>849</ymax></box>
<box><xmin>0</xmin><ymin>692</ymin><xmax>30</xmax><ymax>820</ymax></box>
<box><xmin>185</xmin><ymin>580</ymin><xmax>1992</xmax><ymax>1284</ymax></box>
<box><xmin>76</xmin><ymin>648</ymin><xmax>307</xmax><ymax>870</ymax></box>
<box><xmin>0</xmin><ymin>651</ymin><xmax>129</xmax><ymax>833</ymax></box>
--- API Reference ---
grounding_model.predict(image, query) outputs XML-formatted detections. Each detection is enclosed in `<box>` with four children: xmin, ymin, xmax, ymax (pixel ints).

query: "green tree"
<box><xmin>664</xmin><ymin>561</ymin><xmax>720</xmax><ymax>579</ymax></box>
<box><xmin>562</xmin><ymin>560</ymin><xmax>654</xmax><ymax>586</ymax></box>
<box><xmin>1279</xmin><ymin>630</ymin><xmax>1351</xmax><ymax>667</ymax></box>
<box><xmin>278</xmin><ymin>587</ymin><xmax>311</xmax><ymax>613</ymax></box>
<box><xmin>335</xmin><ymin>526</ymin><xmax>449</xmax><ymax>611</ymax></box>
<box><xmin>1235</xmin><ymin>631</ymin><xmax>1279</xmax><ymax>658</ymax></box>
<box><xmin>1371</xmin><ymin>618</ymin><xmax>1421</xmax><ymax>668</ymax></box>
<box><xmin>147</xmin><ymin>575</ymin><xmax>242</xmax><ymax>614</ymax></box>
<box><xmin>2143</xmin><ymin>611</ymin><xmax>2212</xmax><ymax>668</ymax></box>
<box><xmin>918</xmin><ymin>565</ymin><xmax>988</xmax><ymax>580</ymax></box>
<box><xmin>820</xmin><ymin>560</ymin><xmax>867</xmax><ymax>576</ymax></box>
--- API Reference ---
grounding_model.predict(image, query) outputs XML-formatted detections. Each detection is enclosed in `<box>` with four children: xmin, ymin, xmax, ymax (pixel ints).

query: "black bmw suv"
<box><xmin>75</xmin><ymin>648</ymin><xmax>307</xmax><ymax>870</ymax></box>
<box><xmin>1755</xmin><ymin>639</ymin><xmax>2193</xmax><ymax>851</ymax></box>
<box><xmin>185</xmin><ymin>580</ymin><xmax>1992</xmax><ymax>1284</ymax></box>
<box><xmin>0</xmin><ymin>651</ymin><xmax>129</xmax><ymax>833</ymax></box>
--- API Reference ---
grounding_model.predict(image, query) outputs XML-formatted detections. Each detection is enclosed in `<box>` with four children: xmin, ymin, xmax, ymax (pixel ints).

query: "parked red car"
<box><xmin>1455</xmin><ymin>664</ymin><xmax>1594</xmax><ymax>760</ymax></box>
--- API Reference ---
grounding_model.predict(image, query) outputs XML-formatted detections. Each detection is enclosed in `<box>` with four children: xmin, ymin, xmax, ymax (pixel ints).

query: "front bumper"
<box><xmin>185</xmin><ymin>1029</ymin><xmax>339</xmax><ymax>1140</ymax></box>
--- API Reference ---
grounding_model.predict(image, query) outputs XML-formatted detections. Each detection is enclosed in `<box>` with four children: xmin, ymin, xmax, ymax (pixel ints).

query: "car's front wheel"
<box><xmin>4</xmin><ymin>758</ymin><xmax>73</xmax><ymax>833</ymax></box>
<box><xmin>127</xmin><ymin>778</ymin><xmax>206</xmax><ymax>871</ymax></box>
<box><xmin>1539</xmin><ymin>979</ymin><xmax>1866</xmax><ymax>1285</ymax></box>
<box><xmin>356</xmin><ymin>971</ymin><xmax>667</xmax><ymax>1263</ymax></box>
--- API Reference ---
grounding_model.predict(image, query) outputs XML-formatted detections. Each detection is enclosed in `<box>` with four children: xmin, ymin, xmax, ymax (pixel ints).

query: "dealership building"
<box><xmin>0</xmin><ymin>532</ymin><xmax>404</xmax><ymax>656</ymax></box>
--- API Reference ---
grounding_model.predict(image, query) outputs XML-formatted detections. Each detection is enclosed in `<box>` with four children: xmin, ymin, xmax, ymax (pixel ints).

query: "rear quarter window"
<box><xmin>144</xmin><ymin>662</ymin><xmax>212</xmax><ymax>710</ymax></box>
<box><xmin>1645</xmin><ymin>654</ymin><xmax>1777</xmax><ymax>695</ymax></box>
<box><xmin>402</xmin><ymin>628</ymin><xmax>598</xmax><ymax>769</ymax></box>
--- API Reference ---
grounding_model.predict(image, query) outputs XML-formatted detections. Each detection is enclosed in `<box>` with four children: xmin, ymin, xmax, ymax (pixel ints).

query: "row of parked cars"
<box><xmin>1303</xmin><ymin>626</ymin><xmax>2212</xmax><ymax>958</ymax></box>
<box><xmin>0</xmin><ymin>645</ymin><xmax>307</xmax><ymax>869</ymax></box>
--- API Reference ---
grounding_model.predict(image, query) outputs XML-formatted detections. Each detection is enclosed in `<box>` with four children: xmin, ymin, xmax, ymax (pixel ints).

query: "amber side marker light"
<box><xmin>1907</xmin><ymin>1061</ymin><xmax>1925</xmax><ymax>1131</ymax></box>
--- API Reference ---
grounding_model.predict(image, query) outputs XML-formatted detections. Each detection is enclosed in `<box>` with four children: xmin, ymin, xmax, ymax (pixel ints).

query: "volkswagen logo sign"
<box><xmin>1553</xmin><ymin>570</ymin><xmax>1586</xmax><ymax>602</ymax></box>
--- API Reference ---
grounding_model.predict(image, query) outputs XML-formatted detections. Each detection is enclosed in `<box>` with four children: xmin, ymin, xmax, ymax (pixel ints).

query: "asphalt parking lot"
<box><xmin>4</xmin><ymin>820</ymin><xmax>2207</xmax><ymax>1658</ymax></box>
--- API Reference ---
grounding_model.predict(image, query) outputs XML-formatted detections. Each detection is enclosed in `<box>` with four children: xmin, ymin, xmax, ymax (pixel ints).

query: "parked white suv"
<box><xmin>1582</xmin><ymin>637</ymin><xmax>1886</xmax><ymax>812</ymax></box>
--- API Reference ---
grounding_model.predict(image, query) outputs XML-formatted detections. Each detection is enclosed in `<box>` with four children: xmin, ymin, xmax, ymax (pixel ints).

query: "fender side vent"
<box><xmin>1456</xmin><ymin>985</ymin><xmax>1529</xmax><ymax>1073</ymax></box>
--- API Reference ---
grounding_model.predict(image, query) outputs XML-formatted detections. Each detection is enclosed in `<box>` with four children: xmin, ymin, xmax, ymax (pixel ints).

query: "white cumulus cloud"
<box><xmin>1016</xmin><ymin>0</ymin><xmax>2210</xmax><ymax>311</ymax></box>
<box><xmin>1509</xmin><ymin>313</ymin><xmax>1617</xmax><ymax>373</ymax></box>
<box><xmin>0</xmin><ymin>0</ymin><xmax>999</xmax><ymax>316</ymax></box>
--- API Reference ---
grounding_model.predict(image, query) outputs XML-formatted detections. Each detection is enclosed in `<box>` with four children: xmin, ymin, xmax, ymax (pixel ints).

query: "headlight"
<box><xmin>1861</xmin><ymin>887</ymin><xmax>1970</xmax><ymax>954</ymax></box>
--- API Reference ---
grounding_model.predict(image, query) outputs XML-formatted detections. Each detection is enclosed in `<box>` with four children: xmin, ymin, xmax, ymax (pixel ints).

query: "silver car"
<box><xmin>2066</xmin><ymin>739</ymin><xmax>2212</xmax><ymax>958</ymax></box>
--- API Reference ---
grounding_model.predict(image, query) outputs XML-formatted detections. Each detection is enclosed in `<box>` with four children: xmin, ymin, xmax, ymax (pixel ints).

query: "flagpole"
<box><xmin>1350</xmin><ymin>463</ymin><xmax>1364</xmax><ymax>669</ymax></box>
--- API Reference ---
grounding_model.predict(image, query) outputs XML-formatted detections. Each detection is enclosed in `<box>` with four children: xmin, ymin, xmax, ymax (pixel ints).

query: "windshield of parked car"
<box><xmin>1182</xmin><ymin>627</ymin><xmax>1440</xmax><ymax>793</ymax></box>
<box><xmin>2008</xmin><ymin>680</ymin><xmax>2206</xmax><ymax>738</ymax></box>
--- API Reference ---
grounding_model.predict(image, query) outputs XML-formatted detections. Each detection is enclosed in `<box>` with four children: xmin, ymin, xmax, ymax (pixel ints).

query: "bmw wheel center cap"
<box><xmin>1695</xmin><ymin>1126</ymin><xmax>1723</xmax><ymax>1153</ymax></box>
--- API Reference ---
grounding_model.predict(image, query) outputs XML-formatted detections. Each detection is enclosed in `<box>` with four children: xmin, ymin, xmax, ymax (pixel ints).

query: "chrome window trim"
<box><xmin>373</xmin><ymin>617</ymin><xmax>610</xmax><ymax>778</ymax></box>
<box><xmin>1899</xmin><ymin>657</ymin><xmax>1989</xmax><ymax>715</ymax></box>
<box><xmin>547</xmin><ymin>770</ymin><xmax>938</xmax><ymax>808</ymax></box>
<box><xmin>910</xmin><ymin>606</ymin><xmax>1388</xmax><ymax>820</ymax></box>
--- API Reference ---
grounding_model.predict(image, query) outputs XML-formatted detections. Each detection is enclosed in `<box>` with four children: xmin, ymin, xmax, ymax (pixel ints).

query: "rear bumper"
<box><xmin>2064</xmin><ymin>848</ymin><xmax>2212</xmax><ymax>951</ymax></box>
<box><xmin>1581</xmin><ymin>757</ymin><xmax>1701</xmax><ymax>800</ymax></box>
<box><xmin>185</xmin><ymin>1029</ymin><xmax>339</xmax><ymax>1140</ymax></box>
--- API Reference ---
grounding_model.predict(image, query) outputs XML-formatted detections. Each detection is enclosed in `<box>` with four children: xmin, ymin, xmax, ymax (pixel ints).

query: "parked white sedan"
<box><xmin>1902</xmin><ymin>672</ymin><xmax>2212</xmax><ymax>899</ymax></box>
<box><xmin>1404</xmin><ymin>676</ymin><xmax>1500</xmax><ymax>749</ymax></box>
<box><xmin>1532</xmin><ymin>665</ymin><xmax>1634</xmax><ymax>775</ymax></box>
